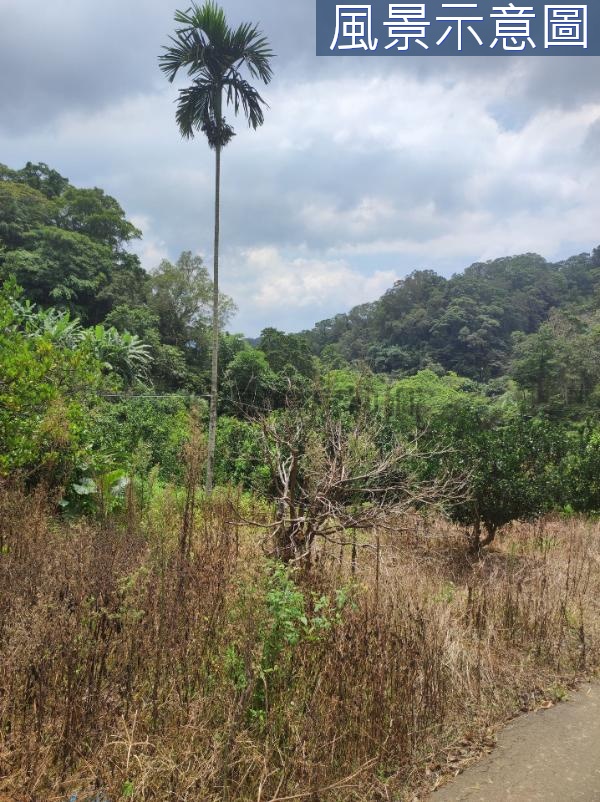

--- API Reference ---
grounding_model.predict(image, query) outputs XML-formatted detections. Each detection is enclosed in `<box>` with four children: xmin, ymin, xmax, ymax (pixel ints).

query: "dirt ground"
<box><xmin>430</xmin><ymin>684</ymin><xmax>600</xmax><ymax>801</ymax></box>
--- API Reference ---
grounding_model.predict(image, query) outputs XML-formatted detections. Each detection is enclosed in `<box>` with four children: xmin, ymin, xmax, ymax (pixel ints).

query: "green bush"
<box><xmin>214</xmin><ymin>415</ymin><xmax>271</xmax><ymax>492</ymax></box>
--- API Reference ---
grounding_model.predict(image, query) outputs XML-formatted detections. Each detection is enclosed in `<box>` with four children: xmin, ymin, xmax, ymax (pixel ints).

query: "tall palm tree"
<box><xmin>160</xmin><ymin>1</ymin><xmax>273</xmax><ymax>492</ymax></box>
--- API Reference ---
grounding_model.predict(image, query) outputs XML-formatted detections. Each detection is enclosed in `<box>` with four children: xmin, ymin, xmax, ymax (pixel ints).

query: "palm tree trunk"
<box><xmin>206</xmin><ymin>141</ymin><xmax>221</xmax><ymax>493</ymax></box>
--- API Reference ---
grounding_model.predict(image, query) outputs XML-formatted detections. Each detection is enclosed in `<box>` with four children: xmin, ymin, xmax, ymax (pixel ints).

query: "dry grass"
<box><xmin>1</xmin><ymin>484</ymin><xmax>599</xmax><ymax>802</ymax></box>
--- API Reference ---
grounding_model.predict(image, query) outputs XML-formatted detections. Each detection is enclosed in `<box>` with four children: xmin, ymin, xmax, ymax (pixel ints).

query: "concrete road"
<box><xmin>430</xmin><ymin>684</ymin><xmax>600</xmax><ymax>801</ymax></box>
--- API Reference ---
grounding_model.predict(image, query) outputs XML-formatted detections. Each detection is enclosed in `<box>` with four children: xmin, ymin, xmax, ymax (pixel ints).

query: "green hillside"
<box><xmin>305</xmin><ymin>249</ymin><xmax>600</xmax><ymax>389</ymax></box>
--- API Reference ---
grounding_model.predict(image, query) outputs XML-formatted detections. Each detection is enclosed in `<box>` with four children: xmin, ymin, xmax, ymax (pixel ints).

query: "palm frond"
<box><xmin>223</xmin><ymin>75</ymin><xmax>268</xmax><ymax>129</ymax></box>
<box><xmin>159</xmin><ymin>32</ymin><xmax>198</xmax><ymax>82</ymax></box>
<box><xmin>174</xmin><ymin>81</ymin><xmax>213</xmax><ymax>139</ymax></box>
<box><xmin>176</xmin><ymin>1</ymin><xmax>229</xmax><ymax>44</ymax></box>
<box><xmin>160</xmin><ymin>3</ymin><xmax>230</xmax><ymax>81</ymax></box>
<box><xmin>227</xmin><ymin>23</ymin><xmax>274</xmax><ymax>84</ymax></box>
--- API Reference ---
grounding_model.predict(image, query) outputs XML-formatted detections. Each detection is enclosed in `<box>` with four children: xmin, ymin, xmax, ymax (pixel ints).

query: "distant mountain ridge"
<box><xmin>302</xmin><ymin>248</ymin><xmax>600</xmax><ymax>381</ymax></box>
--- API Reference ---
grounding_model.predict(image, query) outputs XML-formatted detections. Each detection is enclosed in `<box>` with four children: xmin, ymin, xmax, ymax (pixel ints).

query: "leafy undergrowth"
<box><xmin>0</xmin><ymin>485</ymin><xmax>599</xmax><ymax>802</ymax></box>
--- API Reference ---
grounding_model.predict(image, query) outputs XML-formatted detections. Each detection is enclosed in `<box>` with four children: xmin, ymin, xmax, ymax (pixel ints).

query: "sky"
<box><xmin>0</xmin><ymin>0</ymin><xmax>598</xmax><ymax>336</ymax></box>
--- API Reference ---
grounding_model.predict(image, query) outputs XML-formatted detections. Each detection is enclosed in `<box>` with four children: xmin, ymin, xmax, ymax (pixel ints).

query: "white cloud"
<box><xmin>129</xmin><ymin>215</ymin><xmax>170</xmax><ymax>271</ymax></box>
<box><xmin>225</xmin><ymin>246</ymin><xmax>396</xmax><ymax>334</ymax></box>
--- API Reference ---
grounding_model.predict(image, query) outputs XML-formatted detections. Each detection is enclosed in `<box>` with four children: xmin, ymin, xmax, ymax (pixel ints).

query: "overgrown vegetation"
<box><xmin>2</xmin><ymin>151</ymin><xmax>600</xmax><ymax>800</ymax></box>
<box><xmin>1</xmin><ymin>483</ymin><xmax>599</xmax><ymax>802</ymax></box>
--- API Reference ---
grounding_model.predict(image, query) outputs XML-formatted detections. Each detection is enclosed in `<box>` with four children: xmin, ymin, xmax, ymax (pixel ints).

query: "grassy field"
<box><xmin>1</xmin><ymin>484</ymin><xmax>599</xmax><ymax>801</ymax></box>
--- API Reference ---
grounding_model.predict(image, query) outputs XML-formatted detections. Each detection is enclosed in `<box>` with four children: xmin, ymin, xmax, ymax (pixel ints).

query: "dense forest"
<box><xmin>305</xmin><ymin>248</ymin><xmax>600</xmax><ymax>411</ymax></box>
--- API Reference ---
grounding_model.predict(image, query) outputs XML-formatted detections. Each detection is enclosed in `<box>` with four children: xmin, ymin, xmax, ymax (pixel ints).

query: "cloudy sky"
<box><xmin>0</xmin><ymin>1</ymin><xmax>598</xmax><ymax>335</ymax></box>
